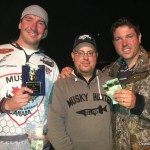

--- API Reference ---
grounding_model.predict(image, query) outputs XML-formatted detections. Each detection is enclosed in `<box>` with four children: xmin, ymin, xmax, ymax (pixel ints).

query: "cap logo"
<box><xmin>78</xmin><ymin>35</ymin><xmax>91</xmax><ymax>40</ymax></box>
<box><xmin>73</xmin><ymin>34</ymin><xmax>97</xmax><ymax>51</ymax></box>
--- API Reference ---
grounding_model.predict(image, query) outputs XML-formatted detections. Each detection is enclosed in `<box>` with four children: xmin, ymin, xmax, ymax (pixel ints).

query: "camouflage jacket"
<box><xmin>102</xmin><ymin>46</ymin><xmax>150</xmax><ymax>150</ymax></box>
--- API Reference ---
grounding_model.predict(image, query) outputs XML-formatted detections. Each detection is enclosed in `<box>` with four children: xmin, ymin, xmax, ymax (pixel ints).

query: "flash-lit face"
<box><xmin>113</xmin><ymin>25</ymin><xmax>141</xmax><ymax>65</ymax></box>
<box><xmin>71</xmin><ymin>46</ymin><xmax>98</xmax><ymax>78</ymax></box>
<box><xmin>18</xmin><ymin>14</ymin><xmax>46</xmax><ymax>49</ymax></box>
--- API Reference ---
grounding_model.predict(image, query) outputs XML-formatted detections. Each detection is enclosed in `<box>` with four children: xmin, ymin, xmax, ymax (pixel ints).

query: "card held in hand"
<box><xmin>103</xmin><ymin>78</ymin><xmax>122</xmax><ymax>104</ymax></box>
<box><xmin>22</xmin><ymin>63</ymin><xmax>45</xmax><ymax>96</ymax></box>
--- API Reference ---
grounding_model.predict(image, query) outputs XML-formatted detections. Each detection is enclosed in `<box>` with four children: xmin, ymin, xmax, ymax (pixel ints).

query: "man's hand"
<box><xmin>58</xmin><ymin>66</ymin><xmax>73</xmax><ymax>79</ymax></box>
<box><xmin>113</xmin><ymin>89</ymin><xmax>136</xmax><ymax>109</ymax></box>
<box><xmin>4</xmin><ymin>87</ymin><xmax>33</xmax><ymax>111</ymax></box>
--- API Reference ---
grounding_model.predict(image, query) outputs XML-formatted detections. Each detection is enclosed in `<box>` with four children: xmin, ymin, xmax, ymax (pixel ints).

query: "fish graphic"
<box><xmin>40</xmin><ymin>57</ymin><xmax>54</xmax><ymax>67</ymax></box>
<box><xmin>76</xmin><ymin>105</ymin><xmax>107</xmax><ymax>116</ymax></box>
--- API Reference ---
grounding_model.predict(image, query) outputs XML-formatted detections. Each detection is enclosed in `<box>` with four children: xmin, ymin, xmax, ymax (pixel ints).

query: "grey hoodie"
<box><xmin>47</xmin><ymin>69</ymin><xmax>113</xmax><ymax>150</ymax></box>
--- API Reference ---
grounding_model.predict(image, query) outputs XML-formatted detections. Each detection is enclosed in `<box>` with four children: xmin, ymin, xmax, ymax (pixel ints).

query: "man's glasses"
<box><xmin>73</xmin><ymin>51</ymin><xmax>96</xmax><ymax>57</ymax></box>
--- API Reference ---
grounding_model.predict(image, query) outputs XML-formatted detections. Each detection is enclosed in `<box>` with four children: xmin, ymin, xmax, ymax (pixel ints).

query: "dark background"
<box><xmin>0</xmin><ymin>0</ymin><xmax>150</xmax><ymax>70</ymax></box>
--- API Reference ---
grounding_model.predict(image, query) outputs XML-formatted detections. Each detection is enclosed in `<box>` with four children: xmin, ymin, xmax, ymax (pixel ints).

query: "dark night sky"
<box><xmin>0</xmin><ymin>0</ymin><xmax>150</xmax><ymax>70</ymax></box>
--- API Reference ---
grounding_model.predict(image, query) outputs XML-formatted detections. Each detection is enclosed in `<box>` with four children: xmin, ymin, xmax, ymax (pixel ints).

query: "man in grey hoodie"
<box><xmin>47</xmin><ymin>34</ymin><xmax>113</xmax><ymax>150</ymax></box>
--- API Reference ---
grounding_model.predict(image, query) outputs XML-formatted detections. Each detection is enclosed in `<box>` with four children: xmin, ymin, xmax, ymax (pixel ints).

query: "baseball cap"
<box><xmin>73</xmin><ymin>34</ymin><xmax>97</xmax><ymax>51</ymax></box>
<box><xmin>20</xmin><ymin>5</ymin><xmax>48</xmax><ymax>38</ymax></box>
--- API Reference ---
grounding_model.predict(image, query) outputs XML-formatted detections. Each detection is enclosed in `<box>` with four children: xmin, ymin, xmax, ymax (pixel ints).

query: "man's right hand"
<box><xmin>58</xmin><ymin>66</ymin><xmax>73</xmax><ymax>79</ymax></box>
<box><xmin>3</xmin><ymin>87</ymin><xmax>33</xmax><ymax>111</ymax></box>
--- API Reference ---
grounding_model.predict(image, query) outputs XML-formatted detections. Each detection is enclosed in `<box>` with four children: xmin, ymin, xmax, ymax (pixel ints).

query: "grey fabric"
<box><xmin>0</xmin><ymin>138</ymin><xmax>30</xmax><ymax>150</ymax></box>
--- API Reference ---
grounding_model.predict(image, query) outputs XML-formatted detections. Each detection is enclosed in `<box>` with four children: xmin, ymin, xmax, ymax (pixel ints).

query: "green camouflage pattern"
<box><xmin>102</xmin><ymin>46</ymin><xmax>150</xmax><ymax>150</ymax></box>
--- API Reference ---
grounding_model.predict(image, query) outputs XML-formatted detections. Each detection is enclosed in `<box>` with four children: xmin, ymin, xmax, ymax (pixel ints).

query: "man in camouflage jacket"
<box><xmin>103</xmin><ymin>19</ymin><xmax>150</xmax><ymax>150</ymax></box>
<box><xmin>103</xmin><ymin>46</ymin><xmax>150</xmax><ymax>150</ymax></box>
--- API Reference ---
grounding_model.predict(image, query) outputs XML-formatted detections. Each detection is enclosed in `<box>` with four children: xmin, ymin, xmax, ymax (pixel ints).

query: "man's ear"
<box><xmin>18</xmin><ymin>22</ymin><xmax>21</xmax><ymax>30</ymax></box>
<box><xmin>139</xmin><ymin>33</ymin><xmax>142</xmax><ymax>44</ymax></box>
<box><xmin>71</xmin><ymin>52</ymin><xmax>75</xmax><ymax>61</ymax></box>
<box><xmin>96</xmin><ymin>52</ymin><xmax>98</xmax><ymax>58</ymax></box>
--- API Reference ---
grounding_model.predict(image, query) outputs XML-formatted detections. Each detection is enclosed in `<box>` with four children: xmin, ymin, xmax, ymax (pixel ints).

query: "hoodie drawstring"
<box><xmin>97</xmin><ymin>76</ymin><xmax>102</xmax><ymax>99</ymax></box>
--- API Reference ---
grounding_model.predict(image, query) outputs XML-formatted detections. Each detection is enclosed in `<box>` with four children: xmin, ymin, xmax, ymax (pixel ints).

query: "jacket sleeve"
<box><xmin>133</xmin><ymin>77</ymin><xmax>150</xmax><ymax>122</ymax></box>
<box><xmin>131</xmin><ymin>93</ymin><xmax>145</xmax><ymax>115</ymax></box>
<box><xmin>47</xmin><ymin>82</ymin><xmax>74</xmax><ymax>150</ymax></box>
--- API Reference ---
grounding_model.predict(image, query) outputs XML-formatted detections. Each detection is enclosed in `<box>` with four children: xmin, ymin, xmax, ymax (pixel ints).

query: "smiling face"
<box><xmin>17</xmin><ymin>14</ymin><xmax>46</xmax><ymax>49</ymax></box>
<box><xmin>71</xmin><ymin>45</ymin><xmax>98</xmax><ymax>80</ymax></box>
<box><xmin>113</xmin><ymin>25</ymin><xmax>141</xmax><ymax>67</ymax></box>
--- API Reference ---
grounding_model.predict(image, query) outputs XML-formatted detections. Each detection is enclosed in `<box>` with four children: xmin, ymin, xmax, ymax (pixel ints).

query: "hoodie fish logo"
<box><xmin>76</xmin><ymin>105</ymin><xmax>107</xmax><ymax>116</ymax></box>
